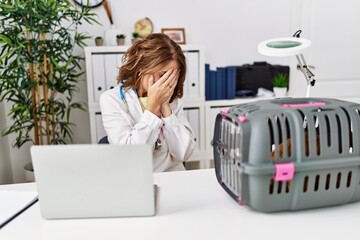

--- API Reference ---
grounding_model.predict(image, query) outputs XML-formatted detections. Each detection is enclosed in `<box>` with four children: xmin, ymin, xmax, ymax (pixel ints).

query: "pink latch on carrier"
<box><xmin>274</xmin><ymin>162</ymin><xmax>295</xmax><ymax>181</ymax></box>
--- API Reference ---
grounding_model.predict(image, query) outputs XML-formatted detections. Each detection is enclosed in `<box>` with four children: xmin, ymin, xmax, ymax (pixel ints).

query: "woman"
<box><xmin>100</xmin><ymin>33</ymin><xmax>195</xmax><ymax>172</ymax></box>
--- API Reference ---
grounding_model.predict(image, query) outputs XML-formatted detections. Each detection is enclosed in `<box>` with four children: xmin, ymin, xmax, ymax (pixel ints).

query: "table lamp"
<box><xmin>258</xmin><ymin>30</ymin><xmax>315</xmax><ymax>97</ymax></box>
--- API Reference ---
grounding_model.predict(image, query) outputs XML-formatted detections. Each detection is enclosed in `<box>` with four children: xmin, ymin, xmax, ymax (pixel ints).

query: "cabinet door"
<box><xmin>185</xmin><ymin>51</ymin><xmax>200</xmax><ymax>98</ymax></box>
<box><xmin>91</xmin><ymin>54</ymin><xmax>106</xmax><ymax>102</ymax></box>
<box><xmin>184</xmin><ymin>108</ymin><xmax>200</xmax><ymax>150</ymax></box>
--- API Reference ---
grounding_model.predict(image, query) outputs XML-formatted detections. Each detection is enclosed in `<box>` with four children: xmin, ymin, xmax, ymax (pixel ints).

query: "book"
<box><xmin>210</xmin><ymin>70</ymin><xmax>217</xmax><ymax>100</ymax></box>
<box><xmin>205</xmin><ymin>64</ymin><xmax>211</xmax><ymax>100</ymax></box>
<box><xmin>226</xmin><ymin>67</ymin><xmax>236</xmax><ymax>99</ymax></box>
<box><xmin>216</xmin><ymin>68</ymin><xmax>223</xmax><ymax>100</ymax></box>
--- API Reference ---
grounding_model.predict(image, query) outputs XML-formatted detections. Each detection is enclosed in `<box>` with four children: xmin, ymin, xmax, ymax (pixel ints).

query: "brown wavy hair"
<box><xmin>117</xmin><ymin>33</ymin><xmax>186</xmax><ymax>103</ymax></box>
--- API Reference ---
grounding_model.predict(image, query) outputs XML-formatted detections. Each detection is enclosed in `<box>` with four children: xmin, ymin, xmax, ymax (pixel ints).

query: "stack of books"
<box><xmin>205</xmin><ymin>64</ymin><xmax>236</xmax><ymax>100</ymax></box>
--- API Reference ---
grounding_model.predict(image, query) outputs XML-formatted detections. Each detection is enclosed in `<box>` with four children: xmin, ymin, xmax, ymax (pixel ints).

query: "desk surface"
<box><xmin>0</xmin><ymin>169</ymin><xmax>359</xmax><ymax>240</ymax></box>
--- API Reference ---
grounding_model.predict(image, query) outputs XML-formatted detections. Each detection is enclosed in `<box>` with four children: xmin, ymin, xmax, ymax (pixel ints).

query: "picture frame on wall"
<box><xmin>161</xmin><ymin>28</ymin><xmax>186</xmax><ymax>44</ymax></box>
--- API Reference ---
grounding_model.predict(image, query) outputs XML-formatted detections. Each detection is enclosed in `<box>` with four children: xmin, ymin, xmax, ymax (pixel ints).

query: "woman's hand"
<box><xmin>146</xmin><ymin>68</ymin><xmax>179</xmax><ymax>116</ymax></box>
<box><xmin>161</xmin><ymin>70</ymin><xmax>179</xmax><ymax>117</ymax></box>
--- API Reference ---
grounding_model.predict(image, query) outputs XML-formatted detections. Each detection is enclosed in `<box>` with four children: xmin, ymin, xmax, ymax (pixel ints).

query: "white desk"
<box><xmin>0</xmin><ymin>169</ymin><xmax>359</xmax><ymax>239</ymax></box>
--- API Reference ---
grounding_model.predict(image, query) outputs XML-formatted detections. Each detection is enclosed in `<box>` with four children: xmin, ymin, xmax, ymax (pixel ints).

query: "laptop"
<box><xmin>30</xmin><ymin>144</ymin><xmax>156</xmax><ymax>219</ymax></box>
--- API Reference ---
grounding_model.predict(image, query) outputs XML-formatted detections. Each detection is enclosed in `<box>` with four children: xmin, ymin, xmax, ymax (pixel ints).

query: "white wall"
<box><xmin>1</xmin><ymin>0</ymin><xmax>359</xmax><ymax>183</ymax></box>
<box><xmin>82</xmin><ymin>0</ymin><xmax>296</xmax><ymax>66</ymax></box>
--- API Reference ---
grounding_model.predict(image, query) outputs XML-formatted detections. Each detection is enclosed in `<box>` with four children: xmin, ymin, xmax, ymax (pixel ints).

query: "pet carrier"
<box><xmin>213</xmin><ymin>98</ymin><xmax>360</xmax><ymax>212</ymax></box>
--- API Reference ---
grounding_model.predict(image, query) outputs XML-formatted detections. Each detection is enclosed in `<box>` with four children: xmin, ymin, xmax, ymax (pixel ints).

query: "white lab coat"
<box><xmin>99</xmin><ymin>85</ymin><xmax>196</xmax><ymax>172</ymax></box>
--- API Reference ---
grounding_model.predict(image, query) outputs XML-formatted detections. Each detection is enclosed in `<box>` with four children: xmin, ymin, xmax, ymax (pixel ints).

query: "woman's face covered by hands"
<box><xmin>139</xmin><ymin>60</ymin><xmax>180</xmax><ymax>100</ymax></box>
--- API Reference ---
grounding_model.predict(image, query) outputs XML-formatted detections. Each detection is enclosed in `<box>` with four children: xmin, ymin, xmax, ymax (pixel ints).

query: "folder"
<box><xmin>187</xmin><ymin>52</ymin><xmax>200</xmax><ymax>97</ymax></box>
<box><xmin>205</xmin><ymin>64</ymin><xmax>211</xmax><ymax>100</ymax></box>
<box><xmin>210</xmin><ymin>70</ymin><xmax>217</xmax><ymax>100</ymax></box>
<box><xmin>226</xmin><ymin>67</ymin><xmax>236</xmax><ymax>99</ymax></box>
<box><xmin>0</xmin><ymin>190</ymin><xmax>38</xmax><ymax>229</ymax></box>
<box><xmin>91</xmin><ymin>54</ymin><xmax>106</xmax><ymax>102</ymax></box>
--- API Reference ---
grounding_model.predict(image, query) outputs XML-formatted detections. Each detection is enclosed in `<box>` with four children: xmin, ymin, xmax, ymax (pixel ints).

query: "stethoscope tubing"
<box><xmin>119</xmin><ymin>85</ymin><xmax>137</xmax><ymax>113</ymax></box>
<box><xmin>119</xmin><ymin>84</ymin><xmax>162</xmax><ymax>150</ymax></box>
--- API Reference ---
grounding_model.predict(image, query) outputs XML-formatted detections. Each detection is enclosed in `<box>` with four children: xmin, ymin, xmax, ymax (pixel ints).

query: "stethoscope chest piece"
<box><xmin>155</xmin><ymin>138</ymin><xmax>162</xmax><ymax>150</ymax></box>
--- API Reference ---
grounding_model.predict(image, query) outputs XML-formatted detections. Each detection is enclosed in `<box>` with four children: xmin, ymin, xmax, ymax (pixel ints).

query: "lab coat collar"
<box><xmin>122</xmin><ymin>87</ymin><xmax>144</xmax><ymax>122</ymax></box>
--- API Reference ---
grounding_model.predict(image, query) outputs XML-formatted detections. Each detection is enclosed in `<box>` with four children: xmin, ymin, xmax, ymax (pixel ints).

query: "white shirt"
<box><xmin>99</xmin><ymin>85</ymin><xmax>196</xmax><ymax>172</ymax></box>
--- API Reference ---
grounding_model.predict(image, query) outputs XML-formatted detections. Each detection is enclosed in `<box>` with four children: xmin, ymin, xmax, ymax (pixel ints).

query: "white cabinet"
<box><xmin>85</xmin><ymin>45</ymin><xmax>209</xmax><ymax>167</ymax></box>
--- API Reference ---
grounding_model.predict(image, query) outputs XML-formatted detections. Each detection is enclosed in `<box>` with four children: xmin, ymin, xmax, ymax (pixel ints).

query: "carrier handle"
<box><xmin>282</xmin><ymin>102</ymin><xmax>325</xmax><ymax>108</ymax></box>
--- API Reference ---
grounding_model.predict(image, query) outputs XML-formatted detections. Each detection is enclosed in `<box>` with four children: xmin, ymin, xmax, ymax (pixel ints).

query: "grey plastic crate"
<box><xmin>213</xmin><ymin>98</ymin><xmax>360</xmax><ymax>212</ymax></box>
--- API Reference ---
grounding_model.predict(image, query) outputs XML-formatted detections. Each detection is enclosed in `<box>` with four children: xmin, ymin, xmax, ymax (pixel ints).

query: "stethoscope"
<box><xmin>119</xmin><ymin>85</ymin><xmax>136</xmax><ymax>113</ymax></box>
<box><xmin>119</xmin><ymin>85</ymin><xmax>162</xmax><ymax>150</ymax></box>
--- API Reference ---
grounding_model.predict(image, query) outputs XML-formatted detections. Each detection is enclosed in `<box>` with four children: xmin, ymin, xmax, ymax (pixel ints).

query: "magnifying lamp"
<box><xmin>258</xmin><ymin>30</ymin><xmax>315</xmax><ymax>97</ymax></box>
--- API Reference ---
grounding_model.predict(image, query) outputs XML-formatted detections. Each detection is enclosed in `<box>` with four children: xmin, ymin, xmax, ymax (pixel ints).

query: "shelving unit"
<box><xmin>84</xmin><ymin>46</ymin><xmax>273</xmax><ymax>169</ymax></box>
<box><xmin>84</xmin><ymin>45</ymin><xmax>210</xmax><ymax>168</ymax></box>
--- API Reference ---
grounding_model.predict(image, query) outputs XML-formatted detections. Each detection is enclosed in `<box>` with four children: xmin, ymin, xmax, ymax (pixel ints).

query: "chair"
<box><xmin>98</xmin><ymin>135</ymin><xmax>186</xmax><ymax>168</ymax></box>
<box><xmin>98</xmin><ymin>136</ymin><xmax>109</xmax><ymax>144</ymax></box>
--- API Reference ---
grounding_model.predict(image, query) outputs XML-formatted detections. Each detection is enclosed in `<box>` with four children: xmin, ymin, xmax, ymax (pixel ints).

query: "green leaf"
<box><xmin>0</xmin><ymin>0</ymin><xmax>100</xmax><ymax>148</ymax></box>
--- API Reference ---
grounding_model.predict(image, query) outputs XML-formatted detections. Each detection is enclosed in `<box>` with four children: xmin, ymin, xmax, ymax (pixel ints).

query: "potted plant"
<box><xmin>272</xmin><ymin>73</ymin><xmax>289</xmax><ymax>97</ymax></box>
<box><xmin>116</xmin><ymin>34</ymin><xmax>126</xmax><ymax>46</ymax></box>
<box><xmin>95</xmin><ymin>36</ymin><xmax>104</xmax><ymax>46</ymax></box>
<box><xmin>0</xmin><ymin>0</ymin><xmax>99</xmax><ymax>181</ymax></box>
<box><xmin>131</xmin><ymin>32</ymin><xmax>140</xmax><ymax>44</ymax></box>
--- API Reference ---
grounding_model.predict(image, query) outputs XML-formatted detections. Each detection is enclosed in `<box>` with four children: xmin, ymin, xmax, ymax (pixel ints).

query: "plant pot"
<box><xmin>95</xmin><ymin>38</ymin><xmax>104</xmax><ymax>46</ymax></box>
<box><xmin>273</xmin><ymin>87</ymin><xmax>287</xmax><ymax>98</ymax></box>
<box><xmin>116</xmin><ymin>38</ymin><xmax>125</xmax><ymax>46</ymax></box>
<box><xmin>24</xmin><ymin>162</ymin><xmax>35</xmax><ymax>182</ymax></box>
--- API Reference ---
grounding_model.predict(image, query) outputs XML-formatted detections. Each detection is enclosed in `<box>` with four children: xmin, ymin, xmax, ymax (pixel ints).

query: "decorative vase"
<box><xmin>105</xmin><ymin>25</ymin><xmax>121</xmax><ymax>46</ymax></box>
<box><xmin>273</xmin><ymin>87</ymin><xmax>287</xmax><ymax>98</ymax></box>
<box><xmin>116</xmin><ymin>38</ymin><xmax>125</xmax><ymax>46</ymax></box>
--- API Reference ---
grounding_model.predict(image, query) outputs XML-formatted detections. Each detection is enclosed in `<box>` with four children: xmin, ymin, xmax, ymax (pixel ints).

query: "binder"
<box><xmin>226</xmin><ymin>67</ymin><xmax>236</xmax><ymax>99</ymax></box>
<box><xmin>183</xmin><ymin>52</ymin><xmax>190</xmax><ymax>97</ymax></box>
<box><xmin>116</xmin><ymin>52</ymin><xmax>124</xmax><ymax>81</ymax></box>
<box><xmin>104</xmin><ymin>54</ymin><xmax>119</xmax><ymax>90</ymax></box>
<box><xmin>91</xmin><ymin>54</ymin><xmax>106</xmax><ymax>102</ymax></box>
<box><xmin>210</xmin><ymin>70</ymin><xmax>217</xmax><ymax>100</ymax></box>
<box><xmin>187</xmin><ymin>108</ymin><xmax>200</xmax><ymax>150</ymax></box>
<box><xmin>186</xmin><ymin>52</ymin><xmax>200</xmax><ymax>97</ymax></box>
<box><xmin>216</xmin><ymin>67</ymin><xmax>227</xmax><ymax>100</ymax></box>
<box><xmin>205</xmin><ymin>64</ymin><xmax>211</xmax><ymax>100</ymax></box>
<box><xmin>221</xmin><ymin>68</ymin><xmax>227</xmax><ymax>99</ymax></box>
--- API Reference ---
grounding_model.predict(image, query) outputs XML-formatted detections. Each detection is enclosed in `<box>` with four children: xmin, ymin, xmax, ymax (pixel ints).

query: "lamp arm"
<box><xmin>296</xmin><ymin>54</ymin><xmax>316</xmax><ymax>97</ymax></box>
<box><xmin>296</xmin><ymin>54</ymin><xmax>315</xmax><ymax>85</ymax></box>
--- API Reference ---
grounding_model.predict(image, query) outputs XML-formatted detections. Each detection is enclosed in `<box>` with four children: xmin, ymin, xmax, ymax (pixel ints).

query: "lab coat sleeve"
<box><xmin>161</xmin><ymin>99</ymin><xmax>196</xmax><ymax>162</ymax></box>
<box><xmin>100</xmin><ymin>90</ymin><xmax>162</xmax><ymax>148</ymax></box>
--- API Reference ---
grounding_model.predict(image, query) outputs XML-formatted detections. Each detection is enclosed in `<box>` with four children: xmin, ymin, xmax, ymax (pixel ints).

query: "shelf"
<box><xmin>84</xmin><ymin>45</ymin><xmax>279</xmax><ymax>170</ymax></box>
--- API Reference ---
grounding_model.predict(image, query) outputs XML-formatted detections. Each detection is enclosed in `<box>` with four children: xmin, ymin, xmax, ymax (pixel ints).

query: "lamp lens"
<box><xmin>266</xmin><ymin>41</ymin><xmax>302</xmax><ymax>49</ymax></box>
